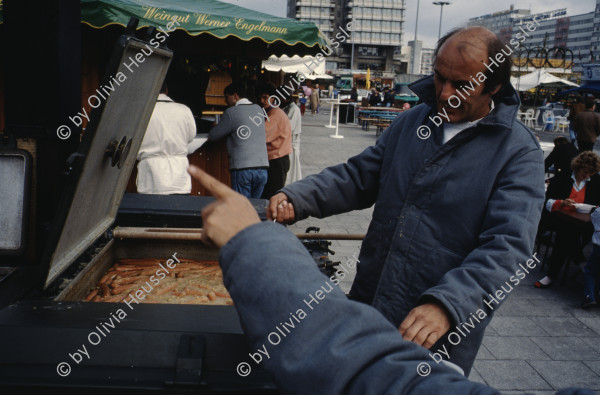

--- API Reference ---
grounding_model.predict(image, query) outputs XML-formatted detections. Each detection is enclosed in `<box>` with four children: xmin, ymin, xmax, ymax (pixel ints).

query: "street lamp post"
<box><xmin>350</xmin><ymin>22</ymin><xmax>354</xmax><ymax>72</ymax></box>
<box><xmin>411</xmin><ymin>0</ymin><xmax>420</xmax><ymax>74</ymax></box>
<box><xmin>433</xmin><ymin>1</ymin><xmax>450</xmax><ymax>41</ymax></box>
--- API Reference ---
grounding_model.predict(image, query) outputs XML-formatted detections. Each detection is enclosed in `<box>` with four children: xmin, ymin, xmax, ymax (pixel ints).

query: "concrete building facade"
<box><xmin>467</xmin><ymin>6</ymin><xmax>531</xmax><ymax>43</ymax></box>
<box><xmin>287</xmin><ymin>0</ymin><xmax>406</xmax><ymax>76</ymax></box>
<box><xmin>399</xmin><ymin>40</ymin><xmax>434</xmax><ymax>75</ymax></box>
<box><xmin>468</xmin><ymin>1</ymin><xmax>600</xmax><ymax>76</ymax></box>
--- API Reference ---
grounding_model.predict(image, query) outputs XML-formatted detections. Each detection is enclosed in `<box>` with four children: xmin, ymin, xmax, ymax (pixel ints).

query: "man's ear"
<box><xmin>489</xmin><ymin>84</ymin><xmax>501</xmax><ymax>96</ymax></box>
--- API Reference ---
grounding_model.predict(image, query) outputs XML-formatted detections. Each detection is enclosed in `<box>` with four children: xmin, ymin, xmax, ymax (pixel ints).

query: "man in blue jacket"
<box><xmin>268</xmin><ymin>26</ymin><xmax>546</xmax><ymax>375</ymax></box>
<box><xmin>187</xmin><ymin>166</ymin><xmax>588</xmax><ymax>395</ymax></box>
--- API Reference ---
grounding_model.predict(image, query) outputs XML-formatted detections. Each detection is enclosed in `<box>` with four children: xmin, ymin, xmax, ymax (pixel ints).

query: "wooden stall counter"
<box><xmin>202</xmin><ymin>110</ymin><xmax>224</xmax><ymax>123</ymax></box>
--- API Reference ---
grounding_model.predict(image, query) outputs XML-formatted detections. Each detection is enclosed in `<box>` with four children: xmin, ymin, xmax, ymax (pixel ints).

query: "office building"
<box><xmin>468</xmin><ymin>1</ymin><xmax>600</xmax><ymax>76</ymax></box>
<box><xmin>467</xmin><ymin>6</ymin><xmax>532</xmax><ymax>43</ymax></box>
<box><xmin>287</xmin><ymin>0</ymin><xmax>406</xmax><ymax>76</ymax></box>
<box><xmin>400</xmin><ymin>40</ymin><xmax>434</xmax><ymax>75</ymax></box>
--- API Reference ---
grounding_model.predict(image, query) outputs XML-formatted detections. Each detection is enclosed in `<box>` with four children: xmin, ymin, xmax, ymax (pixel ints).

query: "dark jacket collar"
<box><xmin>408</xmin><ymin>75</ymin><xmax>521</xmax><ymax>131</ymax></box>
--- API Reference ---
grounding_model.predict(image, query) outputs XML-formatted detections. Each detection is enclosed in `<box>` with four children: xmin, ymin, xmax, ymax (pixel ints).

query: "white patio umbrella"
<box><xmin>262</xmin><ymin>55</ymin><xmax>333</xmax><ymax>80</ymax></box>
<box><xmin>511</xmin><ymin>70</ymin><xmax>578</xmax><ymax>92</ymax></box>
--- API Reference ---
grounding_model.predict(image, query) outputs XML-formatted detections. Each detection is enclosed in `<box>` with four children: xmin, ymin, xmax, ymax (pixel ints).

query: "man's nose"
<box><xmin>438</xmin><ymin>81</ymin><xmax>455</xmax><ymax>102</ymax></box>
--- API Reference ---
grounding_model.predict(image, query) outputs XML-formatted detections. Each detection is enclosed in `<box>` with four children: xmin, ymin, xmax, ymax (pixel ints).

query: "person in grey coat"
<box><xmin>187</xmin><ymin>166</ymin><xmax>591</xmax><ymax>395</ymax></box>
<box><xmin>268</xmin><ymin>27</ymin><xmax>546</xmax><ymax>375</ymax></box>
<box><xmin>208</xmin><ymin>83</ymin><xmax>269</xmax><ymax>198</ymax></box>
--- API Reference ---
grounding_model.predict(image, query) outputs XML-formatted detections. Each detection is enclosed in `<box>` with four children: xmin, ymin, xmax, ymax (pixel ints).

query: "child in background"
<box><xmin>299</xmin><ymin>94</ymin><xmax>307</xmax><ymax>116</ymax></box>
<box><xmin>583</xmin><ymin>207</ymin><xmax>600</xmax><ymax>308</ymax></box>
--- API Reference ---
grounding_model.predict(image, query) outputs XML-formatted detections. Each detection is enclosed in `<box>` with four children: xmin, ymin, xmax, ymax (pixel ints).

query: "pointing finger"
<box><xmin>187</xmin><ymin>165</ymin><xmax>234</xmax><ymax>200</ymax></box>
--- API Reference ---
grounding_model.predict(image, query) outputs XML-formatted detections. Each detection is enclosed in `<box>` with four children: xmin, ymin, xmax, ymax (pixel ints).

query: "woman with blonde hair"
<box><xmin>536</xmin><ymin>151</ymin><xmax>600</xmax><ymax>287</ymax></box>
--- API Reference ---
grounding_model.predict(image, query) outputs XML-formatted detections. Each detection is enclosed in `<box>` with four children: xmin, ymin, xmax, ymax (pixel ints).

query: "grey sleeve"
<box><xmin>280</xmin><ymin>124</ymin><xmax>392</xmax><ymax>221</ymax></box>
<box><xmin>208</xmin><ymin>110</ymin><xmax>233</xmax><ymax>141</ymax></box>
<box><xmin>219</xmin><ymin>221</ymin><xmax>506</xmax><ymax>395</ymax></box>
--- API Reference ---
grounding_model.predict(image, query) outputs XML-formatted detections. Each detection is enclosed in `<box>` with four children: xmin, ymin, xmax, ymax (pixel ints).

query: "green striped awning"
<box><xmin>0</xmin><ymin>0</ymin><xmax>328</xmax><ymax>50</ymax></box>
<box><xmin>80</xmin><ymin>0</ymin><xmax>327</xmax><ymax>49</ymax></box>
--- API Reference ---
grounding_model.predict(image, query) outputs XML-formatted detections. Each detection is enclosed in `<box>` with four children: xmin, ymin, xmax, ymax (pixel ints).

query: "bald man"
<box><xmin>268</xmin><ymin>27</ymin><xmax>545</xmax><ymax>375</ymax></box>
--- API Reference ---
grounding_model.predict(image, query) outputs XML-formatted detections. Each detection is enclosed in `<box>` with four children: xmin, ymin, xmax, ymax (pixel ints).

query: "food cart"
<box><xmin>0</xmin><ymin>1</ymin><xmax>326</xmax><ymax>392</ymax></box>
<box><xmin>0</xmin><ymin>27</ymin><xmax>280</xmax><ymax>393</ymax></box>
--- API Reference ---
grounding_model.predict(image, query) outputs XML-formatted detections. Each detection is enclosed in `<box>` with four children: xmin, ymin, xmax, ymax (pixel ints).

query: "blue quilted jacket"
<box><xmin>281</xmin><ymin>75</ymin><xmax>545</xmax><ymax>374</ymax></box>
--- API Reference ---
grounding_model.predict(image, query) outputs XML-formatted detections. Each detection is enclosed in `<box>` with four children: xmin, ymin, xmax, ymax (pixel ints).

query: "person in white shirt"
<box><xmin>282</xmin><ymin>92</ymin><xmax>302</xmax><ymax>185</ymax></box>
<box><xmin>136</xmin><ymin>84</ymin><xmax>196</xmax><ymax>195</ymax></box>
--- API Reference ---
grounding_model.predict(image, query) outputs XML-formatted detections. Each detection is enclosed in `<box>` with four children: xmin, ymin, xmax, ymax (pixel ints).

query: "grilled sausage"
<box><xmin>85</xmin><ymin>289</ymin><xmax>99</xmax><ymax>301</ymax></box>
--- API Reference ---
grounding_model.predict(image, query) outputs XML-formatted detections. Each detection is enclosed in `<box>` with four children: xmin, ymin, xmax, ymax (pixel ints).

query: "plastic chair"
<box><xmin>532</xmin><ymin>109</ymin><xmax>540</xmax><ymax>129</ymax></box>
<box><xmin>523</xmin><ymin>109</ymin><xmax>535</xmax><ymax>129</ymax></box>
<box><xmin>542</xmin><ymin>111</ymin><xmax>555</xmax><ymax>132</ymax></box>
<box><xmin>554</xmin><ymin>117</ymin><xmax>570</xmax><ymax>133</ymax></box>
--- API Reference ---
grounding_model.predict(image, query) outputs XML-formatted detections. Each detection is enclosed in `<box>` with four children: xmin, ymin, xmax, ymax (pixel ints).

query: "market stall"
<box><xmin>0</xmin><ymin>26</ymin><xmax>279</xmax><ymax>393</ymax></box>
<box><xmin>78</xmin><ymin>0</ymin><xmax>328</xmax><ymax>113</ymax></box>
<box><xmin>77</xmin><ymin>0</ymin><xmax>328</xmax><ymax>194</ymax></box>
<box><xmin>0</xmin><ymin>2</ymin><xmax>326</xmax><ymax>391</ymax></box>
<box><xmin>0</xmin><ymin>0</ymin><xmax>328</xmax><ymax>194</ymax></box>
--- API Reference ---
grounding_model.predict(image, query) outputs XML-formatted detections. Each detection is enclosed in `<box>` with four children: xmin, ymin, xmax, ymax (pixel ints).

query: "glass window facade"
<box><xmin>289</xmin><ymin>0</ymin><xmax>406</xmax><ymax>73</ymax></box>
<box><xmin>348</xmin><ymin>0</ymin><xmax>404</xmax><ymax>45</ymax></box>
<box><xmin>293</xmin><ymin>2</ymin><xmax>335</xmax><ymax>32</ymax></box>
<box><xmin>469</xmin><ymin>6</ymin><xmax>599</xmax><ymax>71</ymax></box>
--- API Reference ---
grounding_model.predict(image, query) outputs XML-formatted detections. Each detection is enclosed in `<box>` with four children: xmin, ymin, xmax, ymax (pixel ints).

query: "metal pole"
<box><xmin>411</xmin><ymin>0</ymin><xmax>420</xmax><ymax>74</ymax></box>
<box><xmin>326</xmin><ymin>99</ymin><xmax>335</xmax><ymax>128</ymax></box>
<box><xmin>433</xmin><ymin>2</ymin><xmax>450</xmax><ymax>40</ymax></box>
<box><xmin>112</xmin><ymin>227</ymin><xmax>365</xmax><ymax>241</ymax></box>
<box><xmin>438</xmin><ymin>7</ymin><xmax>443</xmax><ymax>39</ymax></box>
<box><xmin>350</xmin><ymin>20</ymin><xmax>355</xmax><ymax>72</ymax></box>
<box><xmin>330</xmin><ymin>97</ymin><xmax>344</xmax><ymax>139</ymax></box>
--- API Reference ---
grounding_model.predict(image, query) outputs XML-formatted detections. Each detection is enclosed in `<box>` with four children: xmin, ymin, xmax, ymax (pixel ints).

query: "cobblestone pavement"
<box><xmin>285</xmin><ymin>107</ymin><xmax>600</xmax><ymax>393</ymax></box>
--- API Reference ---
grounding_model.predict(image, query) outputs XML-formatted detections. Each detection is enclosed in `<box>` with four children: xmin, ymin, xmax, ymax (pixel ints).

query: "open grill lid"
<box><xmin>41</xmin><ymin>34</ymin><xmax>173</xmax><ymax>289</ymax></box>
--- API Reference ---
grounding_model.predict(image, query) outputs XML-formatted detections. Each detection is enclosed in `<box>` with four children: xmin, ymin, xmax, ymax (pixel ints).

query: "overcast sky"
<box><xmin>220</xmin><ymin>0</ymin><xmax>596</xmax><ymax>48</ymax></box>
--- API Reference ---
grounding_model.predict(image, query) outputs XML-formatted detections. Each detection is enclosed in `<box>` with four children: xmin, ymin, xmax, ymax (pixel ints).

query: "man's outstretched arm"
<box><xmin>188</xmin><ymin>166</ymin><xmax>513</xmax><ymax>395</ymax></box>
<box><xmin>268</xmin><ymin>117</ymin><xmax>394</xmax><ymax>222</ymax></box>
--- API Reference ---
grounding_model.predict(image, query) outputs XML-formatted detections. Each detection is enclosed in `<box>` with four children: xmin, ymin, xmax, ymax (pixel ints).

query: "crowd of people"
<box><xmin>137</xmin><ymin>81</ymin><xmax>305</xmax><ymax>201</ymax></box>
<box><xmin>135</xmin><ymin>78</ymin><xmax>398</xmax><ymax>200</ymax></box>
<box><xmin>367</xmin><ymin>85</ymin><xmax>395</xmax><ymax>107</ymax></box>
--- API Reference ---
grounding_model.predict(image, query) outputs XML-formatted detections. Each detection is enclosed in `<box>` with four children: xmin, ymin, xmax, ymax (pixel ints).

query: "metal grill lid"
<box><xmin>41</xmin><ymin>36</ymin><xmax>172</xmax><ymax>289</ymax></box>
